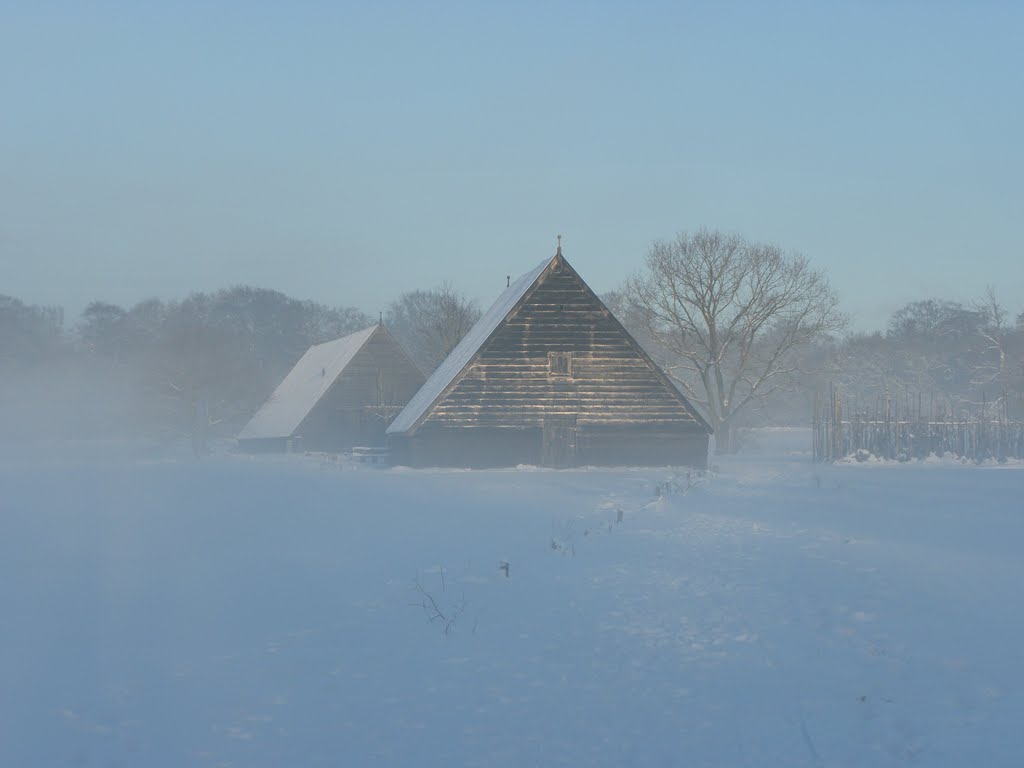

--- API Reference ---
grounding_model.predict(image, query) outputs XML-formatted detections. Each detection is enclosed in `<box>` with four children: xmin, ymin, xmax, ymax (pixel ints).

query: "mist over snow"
<box><xmin>4</xmin><ymin>2</ymin><xmax>1023</xmax><ymax>762</ymax></box>
<box><xmin>2</xmin><ymin>430</ymin><xmax>1022</xmax><ymax>767</ymax></box>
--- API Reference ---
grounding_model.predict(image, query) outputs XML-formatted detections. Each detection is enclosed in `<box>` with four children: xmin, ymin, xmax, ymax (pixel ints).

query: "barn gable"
<box><xmin>387</xmin><ymin>248</ymin><xmax>710</xmax><ymax>468</ymax></box>
<box><xmin>240</xmin><ymin>323</ymin><xmax>424</xmax><ymax>451</ymax></box>
<box><xmin>386</xmin><ymin>257</ymin><xmax>550</xmax><ymax>436</ymax></box>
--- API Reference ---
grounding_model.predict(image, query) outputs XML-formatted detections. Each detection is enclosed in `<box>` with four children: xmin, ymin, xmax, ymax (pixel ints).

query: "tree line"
<box><xmin>0</xmin><ymin>285</ymin><xmax>479</xmax><ymax>451</ymax></box>
<box><xmin>3</xmin><ymin>229</ymin><xmax>1022</xmax><ymax>454</ymax></box>
<box><xmin>608</xmin><ymin>232</ymin><xmax>1024</xmax><ymax>451</ymax></box>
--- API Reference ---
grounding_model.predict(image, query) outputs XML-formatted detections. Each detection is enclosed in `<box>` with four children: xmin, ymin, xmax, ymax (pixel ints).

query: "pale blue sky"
<box><xmin>2</xmin><ymin>1</ymin><xmax>1022</xmax><ymax>330</ymax></box>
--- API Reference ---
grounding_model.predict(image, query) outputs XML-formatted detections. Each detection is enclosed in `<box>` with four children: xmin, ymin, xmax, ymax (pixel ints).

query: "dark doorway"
<box><xmin>542</xmin><ymin>415</ymin><xmax>577</xmax><ymax>468</ymax></box>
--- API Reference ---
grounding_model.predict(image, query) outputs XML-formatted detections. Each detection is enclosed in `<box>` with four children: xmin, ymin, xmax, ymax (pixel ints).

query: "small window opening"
<box><xmin>548</xmin><ymin>351</ymin><xmax>572</xmax><ymax>377</ymax></box>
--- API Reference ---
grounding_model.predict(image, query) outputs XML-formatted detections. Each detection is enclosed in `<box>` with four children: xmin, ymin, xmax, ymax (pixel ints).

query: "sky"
<box><xmin>2</xmin><ymin>1</ymin><xmax>1022</xmax><ymax>332</ymax></box>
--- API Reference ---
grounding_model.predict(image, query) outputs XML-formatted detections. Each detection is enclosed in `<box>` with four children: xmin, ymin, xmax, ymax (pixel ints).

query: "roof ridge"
<box><xmin>386</xmin><ymin>253</ymin><xmax>556</xmax><ymax>436</ymax></box>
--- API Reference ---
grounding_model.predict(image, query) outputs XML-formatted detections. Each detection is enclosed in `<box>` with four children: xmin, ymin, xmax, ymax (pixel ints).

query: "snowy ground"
<box><xmin>2</xmin><ymin>430</ymin><xmax>1022</xmax><ymax>767</ymax></box>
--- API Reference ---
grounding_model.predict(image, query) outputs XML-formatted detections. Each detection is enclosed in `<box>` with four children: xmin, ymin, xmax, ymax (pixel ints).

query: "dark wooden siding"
<box><xmin>577</xmin><ymin>425</ymin><xmax>708</xmax><ymax>469</ymax></box>
<box><xmin>298</xmin><ymin>328</ymin><xmax>425</xmax><ymax>450</ymax></box>
<box><xmin>391</xmin><ymin>425</ymin><xmax>707</xmax><ymax>469</ymax></box>
<box><xmin>395</xmin><ymin>425</ymin><xmax>542</xmax><ymax>469</ymax></box>
<box><xmin>422</xmin><ymin>265</ymin><xmax>705</xmax><ymax>430</ymax></box>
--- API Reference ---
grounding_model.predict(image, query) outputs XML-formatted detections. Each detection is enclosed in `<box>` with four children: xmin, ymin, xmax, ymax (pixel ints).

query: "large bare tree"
<box><xmin>624</xmin><ymin>229</ymin><xmax>845</xmax><ymax>452</ymax></box>
<box><xmin>386</xmin><ymin>283</ymin><xmax>481</xmax><ymax>374</ymax></box>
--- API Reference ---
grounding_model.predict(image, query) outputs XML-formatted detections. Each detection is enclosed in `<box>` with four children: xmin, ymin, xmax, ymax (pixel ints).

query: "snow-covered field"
<box><xmin>2</xmin><ymin>430</ymin><xmax>1022</xmax><ymax>767</ymax></box>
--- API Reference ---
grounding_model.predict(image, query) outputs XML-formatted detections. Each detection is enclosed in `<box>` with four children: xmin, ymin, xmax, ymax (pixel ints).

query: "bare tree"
<box><xmin>829</xmin><ymin>330</ymin><xmax>946</xmax><ymax>418</ymax></box>
<box><xmin>386</xmin><ymin>283</ymin><xmax>481</xmax><ymax>373</ymax></box>
<box><xmin>0</xmin><ymin>295</ymin><xmax>65</xmax><ymax>365</ymax></box>
<box><xmin>966</xmin><ymin>286</ymin><xmax>1021</xmax><ymax>417</ymax></box>
<box><xmin>624</xmin><ymin>229</ymin><xmax>845</xmax><ymax>452</ymax></box>
<box><xmin>823</xmin><ymin>288</ymin><xmax>1024</xmax><ymax>423</ymax></box>
<box><xmin>78</xmin><ymin>301</ymin><xmax>128</xmax><ymax>359</ymax></box>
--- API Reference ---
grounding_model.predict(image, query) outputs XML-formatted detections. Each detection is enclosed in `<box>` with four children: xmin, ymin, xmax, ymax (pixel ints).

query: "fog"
<box><xmin>4</xmin><ymin>278</ymin><xmax>1023</xmax><ymax>461</ymax></box>
<box><xmin>5</xmin><ymin>280</ymin><xmax>1024</xmax><ymax>767</ymax></box>
<box><xmin>4</xmin><ymin>3</ymin><xmax>1024</xmax><ymax>765</ymax></box>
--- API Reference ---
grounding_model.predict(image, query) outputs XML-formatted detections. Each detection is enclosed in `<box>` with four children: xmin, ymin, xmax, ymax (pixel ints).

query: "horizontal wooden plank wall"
<box><xmin>398</xmin><ymin>425</ymin><xmax>543</xmax><ymax>469</ymax></box>
<box><xmin>300</xmin><ymin>327</ymin><xmax>425</xmax><ymax>449</ymax></box>
<box><xmin>423</xmin><ymin>266</ymin><xmax>704</xmax><ymax>430</ymax></box>
<box><xmin>577</xmin><ymin>425</ymin><xmax>709</xmax><ymax>469</ymax></box>
<box><xmin>324</xmin><ymin>328</ymin><xmax>425</xmax><ymax>411</ymax></box>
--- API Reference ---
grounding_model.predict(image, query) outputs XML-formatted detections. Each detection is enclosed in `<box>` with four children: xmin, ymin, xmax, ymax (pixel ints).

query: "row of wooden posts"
<box><xmin>812</xmin><ymin>384</ymin><xmax>1024</xmax><ymax>462</ymax></box>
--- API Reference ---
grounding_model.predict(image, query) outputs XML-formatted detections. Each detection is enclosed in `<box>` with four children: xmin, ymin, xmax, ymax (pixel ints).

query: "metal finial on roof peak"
<box><xmin>379</xmin><ymin>311</ymin><xmax>383</xmax><ymax>324</ymax></box>
<box><xmin>556</xmin><ymin>234</ymin><xmax>562</xmax><ymax>256</ymax></box>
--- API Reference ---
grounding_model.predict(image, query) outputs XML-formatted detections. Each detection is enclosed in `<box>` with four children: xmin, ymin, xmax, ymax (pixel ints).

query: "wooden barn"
<box><xmin>386</xmin><ymin>246</ymin><xmax>711</xmax><ymax>468</ymax></box>
<box><xmin>238</xmin><ymin>323</ymin><xmax>424</xmax><ymax>453</ymax></box>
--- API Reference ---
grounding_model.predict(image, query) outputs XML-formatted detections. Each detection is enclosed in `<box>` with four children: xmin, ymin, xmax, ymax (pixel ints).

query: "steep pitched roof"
<box><xmin>386</xmin><ymin>255</ymin><xmax>554</xmax><ymax>435</ymax></box>
<box><xmin>387</xmin><ymin>251</ymin><xmax>712</xmax><ymax>436</ymax></box>
<box><xmin>239</xmin><ymin>324</ymin><xmax>380</xmax><ymax>440</ymax></box>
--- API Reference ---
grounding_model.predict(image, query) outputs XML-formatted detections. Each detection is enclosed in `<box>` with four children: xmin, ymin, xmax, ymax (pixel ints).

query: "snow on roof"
<box><xmin>387</xmin><ymin>255</ymin><xmax>555</xmax><ymax>436</ymax></box>
<box><xmin>238</xmin><ymin>324</ymin><xmax>380</xmax><ymax>440</ymax></box>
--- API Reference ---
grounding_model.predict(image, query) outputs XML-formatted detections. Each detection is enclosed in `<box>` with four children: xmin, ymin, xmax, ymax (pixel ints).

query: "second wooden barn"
<box><xmin>238</xmin><ymin>323</ymin><xmax>424</xmax><ymax>453</ymax></box>
<box><xmin>386</xmin><ymin>246</ymin><xmax>711</xmax><ymax>468</ymax></box>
